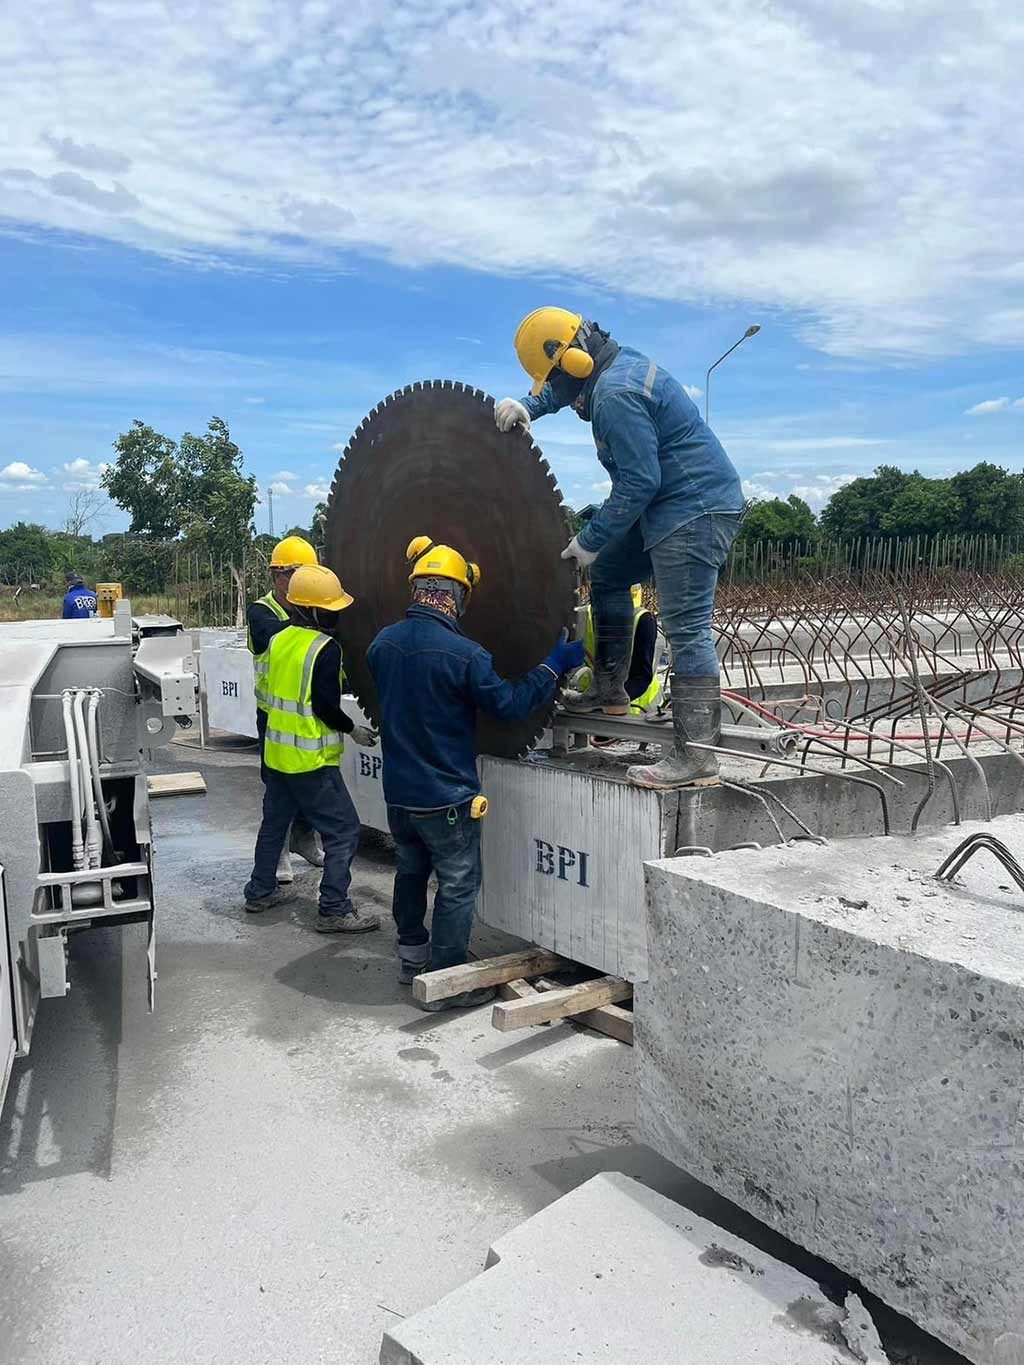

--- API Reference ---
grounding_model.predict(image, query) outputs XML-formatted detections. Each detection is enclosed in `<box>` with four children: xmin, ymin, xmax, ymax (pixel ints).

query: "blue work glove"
<box><xmin>542</xmin><ymin>630</ymin><xmax>586</xmax><ymax>678</ymax></box>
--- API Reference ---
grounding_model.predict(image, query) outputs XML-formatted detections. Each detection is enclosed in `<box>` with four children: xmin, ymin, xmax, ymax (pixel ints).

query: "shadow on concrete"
<box><xmin>274</xmin><ymin>940</ymin><xmax>398</xmax><ymax>1007</ymax></box>
<box><xmin>0</xmin><ymin>925</ymin><xmax>129</xmax><ymax>1193</ymax></box>
<box><xmin>532</xmin><ymin>1138</ymin><xmax>968</xmax><ymax>1364</ymax></box>
<box><xmin>475</xmin><ymin>1024</ymin><xmax>571</xmax><ymax>1070</ymax></box>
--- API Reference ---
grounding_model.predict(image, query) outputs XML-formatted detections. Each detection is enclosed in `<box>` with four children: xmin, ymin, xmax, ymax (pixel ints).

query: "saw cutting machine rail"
<box><xmin>0</xmin><ymin>601</ymin><xmax>198</xmax><ymax>1108</ymax></box>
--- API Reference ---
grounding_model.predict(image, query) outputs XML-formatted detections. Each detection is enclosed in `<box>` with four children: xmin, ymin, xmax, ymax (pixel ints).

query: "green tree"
<box><xmin>103</xmin><ymin>421</ymin><xmax>181</xmax><ymax>538</ymax></box>
<box><xmin>879</xmin><ymin>476</ymin><xmax>961</xmax><ymax>537</ymax></box>
<box><xmin>949</xmin><ymin>462</ymin><xmax>1024</xmax><ymax>537</ymax></box>
<box><xmin>818</xmin><ymin>465</ymin><xmax>912</xmax><ymax>539</ymax></box>
<box><xmin>0</xmin><ymin>521</ymin><xmax>54</xmax><ymax>585</ymax></box>
<box><xmin>103</xmin><ymin>416</ymin><xmax>257</xmax><ymax>564</ymax></box>
<box><xmin>738</xmin><ymin>495</ymin><xmax>817</xmax><ymax>549</ymax></box>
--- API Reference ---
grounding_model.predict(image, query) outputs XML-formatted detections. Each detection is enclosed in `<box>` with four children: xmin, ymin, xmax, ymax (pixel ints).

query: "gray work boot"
<box><xmin>315</xmin><ymin>907</ymin><xmax>381</xmax><ymax>934</ymax></box>
<box><xmin>561</xmin><ymin>614</ymin><xmax>633</xmax><ymax>715</ymax></box>
<box><xmin>398</xmin><ymin>942</ymin><xmax>431</xmax><ymax>984</ymax></box>
<box><xmin>560</xmin><ymin>684</ymin><xmax>630</xmax><ymax>716</ymax></box>
<box><xmin>290</xmin><ymin>826</ymin><xmax>325</xmax><ymax>868</ymax></box>
<box><xmin>417</xmin><ymin>986</ymin><xmax>496</xmax><ymax>1013</ymax></box>
<box><xmin>627</xmin><ymin>675</ymin><xmax>722</xmax><ymax>789</ymax></box>
<box><xmin>245</xmin><ymin>884</ymin><xmax>297</xmax><ymax>914</ymax></box>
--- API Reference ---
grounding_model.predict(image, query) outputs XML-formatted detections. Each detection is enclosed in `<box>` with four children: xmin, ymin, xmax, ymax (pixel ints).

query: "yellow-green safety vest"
<box><xmin>581</xmin><ymin>607</ymin><xmax>663</xmax><ymax>714</ymax></box>
<box><xmin>248</xmin><ymin>590</ymin><xmax>290</xmax><ymax>714</ymax></box>
<box><xmin>262</xmin><ymin>625</ymin><xmax>345</xmax><ymax>774</ymax></box>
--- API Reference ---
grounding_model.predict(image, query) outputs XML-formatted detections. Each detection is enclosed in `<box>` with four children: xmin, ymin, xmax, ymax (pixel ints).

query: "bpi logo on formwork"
<box><xmin>534</xmin><ymin>839</ymin><xmax>590</xmax><ymax>888</ymax></box>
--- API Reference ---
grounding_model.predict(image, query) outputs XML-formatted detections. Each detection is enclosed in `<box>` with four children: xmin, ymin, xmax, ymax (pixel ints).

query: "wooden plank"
<box><xmin>147</xmin><ymin>771</ymin><xmax>207</xmax><ymax>798</ymax></box>
<box><xmin>413</xmin><ymin>948</ymin><xmax>568</xmax><ymax>1005</ymax></box>
<box><xmin>491</xmin><ymin>975</ymin><xmax>632</xmax><ymax>1033</ymax></box>
<box><xmin>497</xmin><ymin>978</ymin><xmax>543</xmax><ymax>1002</ymax></box>
<box><xmin>532</xmin><ymin>977</ymin><xmax>633</xmax><ymax>1046</ymax></box>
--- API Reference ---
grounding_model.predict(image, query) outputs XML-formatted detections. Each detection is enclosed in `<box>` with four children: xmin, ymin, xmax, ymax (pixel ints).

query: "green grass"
<box><xmin>0</xmin><ymin>591</ymin><xmax>175</xmax><ymax>622</ymax></box>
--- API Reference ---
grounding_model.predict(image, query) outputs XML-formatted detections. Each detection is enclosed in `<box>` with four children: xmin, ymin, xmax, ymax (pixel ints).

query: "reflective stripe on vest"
<box><xmin>581</xmin><ymin>606</ymin><xmax>663</xmax><ymax>713</ymax></box>
<box><xmin>262</xmin><ymin>626</ymin><xmax>344</xmax><ymax>773</ymax></box>
<box><xmin>248</xmin><ymin>591</ymin><xmax>290</xmax><ymax>713</ymax></box>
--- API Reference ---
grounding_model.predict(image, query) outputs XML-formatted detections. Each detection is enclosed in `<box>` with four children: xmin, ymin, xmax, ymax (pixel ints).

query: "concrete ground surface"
<box><xmin>1</xmin><ymin>743</ymin><xmax>967</xmax><ymax>1364</ymax></box>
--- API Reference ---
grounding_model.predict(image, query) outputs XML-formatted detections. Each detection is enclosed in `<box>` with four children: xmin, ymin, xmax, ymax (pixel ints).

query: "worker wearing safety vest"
<box><xmin>243</xmin><ymin>564</ymin><xmax>381</xmax><ymax>933</ymax></box>
<box><xmin>366</xmin><ymin>536</ymin><xmax>584</xmax><ymax>1009</ymax></box>
<box><xmin>572</xmin><ymin>585</ymin><xmax>662</xmax><ymax>715</ymax></box>
<box><xmin>495</xmin><ymin>308</ymin><xmax>743</xmax><ymax>791</ymax></box>
<box><xmin>247</xmin><ymin>536</ymin><xmax>325</xmax><ymax>883</ymax></box>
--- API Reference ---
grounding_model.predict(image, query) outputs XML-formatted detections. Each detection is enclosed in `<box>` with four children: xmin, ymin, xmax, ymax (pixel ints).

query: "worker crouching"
<box><xmin>244</xmin><ymin>564</ymin><xmax>381</xmax><ymax>934</ymax></box>
<box><xmin>367</xmin><ymin>537</ymin><xmax>583</xmax><ymax>1010</ymax></box>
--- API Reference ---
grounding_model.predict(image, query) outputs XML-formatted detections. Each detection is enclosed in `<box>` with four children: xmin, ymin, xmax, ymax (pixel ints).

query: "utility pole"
<box><xmin>268</xmin><ymin>488</ymin><xmax>275</xmax><ymax>537</ymax></box>
<box><xmin>705</xmin><ymin>325</ymin><xmax>760</xmax><ymax>425</ymax></box>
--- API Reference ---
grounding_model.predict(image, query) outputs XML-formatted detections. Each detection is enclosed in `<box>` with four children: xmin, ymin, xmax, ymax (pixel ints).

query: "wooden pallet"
<box><xmin>147</xmin><ymin>770</ymin><xmax>207</xmax><ymax>798</ymax></box>
<box><xmin>412</xmin><ymin>948</ymin><xmax>633</xmax><ymax>1045</ymax></box>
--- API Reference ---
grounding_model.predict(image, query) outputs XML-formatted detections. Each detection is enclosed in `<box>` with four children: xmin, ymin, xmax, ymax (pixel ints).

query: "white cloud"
<box><xmin>965</xmin><ymin>396</ymin><xmax>1024</xmax><ymax>415</ymax></box>
<box><xmin>270</xmin><ymin>469</ymin><xmax>299</xmax><ymax>482</ymax></box>
<box><xmin>683</xmin><ymin>384</ymin><xmax>703</xmax><ymax>401</ymax></box>
<box><xmin>268</xmin><ymin>480</ymin><xmax>294</xmax><ymax>496</ymax></box>
<box><xmin>330</xmin><ymin>442</ymin><xmax>346</xmax><ymax>453</ymax></box>
<box><xmin>592</xmin><ymin>479</ymin><xmax>612</xmax><ymax>496</ymax></box>
<box><xmin>61</xmin><ymin>457</ymin><xmax>109</xmax><ymax>488</ymax></box>
<box><xmin>303</xmin><ymin>482</ymin><xmax>330</xmax><ymax>499</ymax></box>
<box><xmin>1</xmin><ymin>4</ymin><xmax>1022</xmax><ymax>358</ymax></box>
<box><xmin>730</xmin><ymin>436</ymin><xmax>888</xmax><ymax>453</ymax></box>
<box><xmin>0</xmin><ymin>460</ymin><xmax>48</xmax><ymax>489</ymax></box>
<box><xmin>743</xmin><ymin>471</ymin><xmax>857</xmax><ymax>512</ymax></box>
<box><xmin>243</xmin><ymin>396</ymin><xmax>265</xmax><ymax>405</ymax></box>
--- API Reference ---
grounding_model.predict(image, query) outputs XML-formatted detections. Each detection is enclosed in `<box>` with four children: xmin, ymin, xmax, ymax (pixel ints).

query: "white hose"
<box><xmin>87</xmin><ymin>689</ymin><xmax>114</xmax><ymax>862</ymax></box>
<box><xmin>74</xmin><ymin>689</ymin><xmax>101</xmax><ymax>869</ymax></box>
<box><xmin>62</xmin><ymin>691</ymin><xmax>86</xmax><ymax>870</ymax></box>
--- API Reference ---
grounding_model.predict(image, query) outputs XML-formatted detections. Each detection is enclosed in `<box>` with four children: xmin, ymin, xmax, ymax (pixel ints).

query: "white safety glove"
<box><xmin>560</xmin><ymin>534</ymin><xmax>599</xmax><ymax>569</ymax></box>
<box><xmin>349</xmin><ymin>725</ymin><xmax>379</xmax><ymax>747</ymax></box>
<box><xmin>494</xmin><ymin>397</ymin><xmax>531</xmax><ymax>433</ymax></box>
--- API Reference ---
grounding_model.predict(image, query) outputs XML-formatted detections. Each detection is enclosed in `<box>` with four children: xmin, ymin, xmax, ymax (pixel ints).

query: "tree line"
<box><xmin>3</xmin><ymin>416</ymin><xmax>1023</xmax><ymax>598</ymax></box>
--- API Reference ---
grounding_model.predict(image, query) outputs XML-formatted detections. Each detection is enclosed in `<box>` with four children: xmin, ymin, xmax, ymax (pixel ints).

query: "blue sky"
<box><xmin>2</xmin><ymin>0</ymin><xmax>1023</xmax><ymax>534</ymax></box>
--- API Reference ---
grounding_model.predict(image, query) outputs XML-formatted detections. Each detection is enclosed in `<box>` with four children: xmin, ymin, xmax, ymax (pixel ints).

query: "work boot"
<box><xmin>561</xmin><ymin>618</ymin><xmax>633</xmax><ymax>715</ymax></box>
<box><xmin>290</xmin><ymin>826</ymin><xmax>325</xmax><ymax>869</ymax></box>
<box><xmin>627</xmin><ymin>675</ymin><xmax>722</xmax><ymax>790</ymax></box>
<box><xmin>398</xmin><ymin>941</ymin><xmax>431</xmax><ymax>984</ymax></box>
<box><xmin>560</xmin><ymin>684</ymin><xmax>630</xmax><ymax>716</ymax></box>
<box><xmin>417</xmin><ymin>986</ymin><xmax>496</xmax><ymax>1013</ymax></box>
<box><xmin>315</xmin><ymin>907</ymin><xmax>382</xmax><ymax>934</ymax></box>
<box><xmin>276</xmin><ymin>846</ymin><xmax>294</xmax><ymax>884</ymax></box>
<box><xmin>245</xmin><ymin>884</ymin><xmax>297</xmax><ymax>914</ymax></box>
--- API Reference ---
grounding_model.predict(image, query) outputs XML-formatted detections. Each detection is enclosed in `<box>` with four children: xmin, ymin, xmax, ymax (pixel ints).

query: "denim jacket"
<box><xmin>524</xmin><ymin>347</ymin><xmax>744</xmax><ymax>554</ymax></box>
<box><xmin>366</xmin><ymin>606</ymin><xmax>557</xmax><ymax>809</ymax></box>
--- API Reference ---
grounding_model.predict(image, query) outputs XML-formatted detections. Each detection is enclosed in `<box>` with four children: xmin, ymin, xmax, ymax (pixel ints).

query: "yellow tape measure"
<box><xmin>470</xmin><ymin>795</ymin><xmax>489</xmax><ymax>819</ymax></box>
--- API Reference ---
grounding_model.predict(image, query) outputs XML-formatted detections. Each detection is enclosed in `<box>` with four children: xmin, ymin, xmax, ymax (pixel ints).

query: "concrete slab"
<box><xmin>637</xmin><ymin>817</ymin><xmax>1024</xmax><ymax>1365</ymax></box>
<box><xmin>381</xmin><ymin>1171</ymin><xmax>891</xmax><ymax>1364</ymax></box>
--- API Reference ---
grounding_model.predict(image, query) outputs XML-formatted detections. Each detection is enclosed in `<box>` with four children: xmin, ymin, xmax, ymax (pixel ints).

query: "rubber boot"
<box><xmin>561</xmin><ymin>614</ymin><xmax>633</xmax><ymax>716</ymax></box>
<box><xmin>627</xmin><ymin>676</ymin><xmax>722</xmax><ymax>789</ymax></box>
<box><xmin>398</xmin><ymin>941</ymin><xmax>431</xmax><ymax>984</ymax></box>
<box><xmin>276</xmin><ymin>845</ymin><xmax>294</xmax><ymax>883</ymax></box>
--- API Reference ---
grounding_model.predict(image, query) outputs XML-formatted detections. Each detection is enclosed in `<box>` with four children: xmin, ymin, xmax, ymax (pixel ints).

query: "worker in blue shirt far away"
<box><xmin>495</xmin><ymin>308</ymin><xmax>745</xmax><ymax>792</ymax></box>
<box><xmin>61</xmin><ymin>571</ymin><xmax>98</xmax><ymax>619</ymax></box>
<box><xmin>367</xmin><ymin>536</ymin><xmax>584</xmax><ymax>1011</ymax></box>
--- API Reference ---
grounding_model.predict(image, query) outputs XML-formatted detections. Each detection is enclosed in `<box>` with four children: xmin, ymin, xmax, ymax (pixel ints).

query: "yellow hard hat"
<box><xmin>287</xmin><ymin>564</ymin><xmax>353</xmax><ymax>611</ymax></box>
<box><xmin>406</xmin><ymin>536</ymin><xmax>480</xmax><ymax>592</ymax></box>
<box><xmin>270</xmin><ymin>535</ymin><xmax>318</xmax><ymax>569</ymax></box>
<box><xmin>632</xmin><ymin>584</ymin><xmax>643</xmax><ymax>609</ymax></box>
<box><xmin>514</xmin><ymin>307</ymin><xmax>594</xmax><ymax>396</ymax></box>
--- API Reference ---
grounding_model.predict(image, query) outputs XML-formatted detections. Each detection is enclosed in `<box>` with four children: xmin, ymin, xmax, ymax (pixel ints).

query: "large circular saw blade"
<box><xmin>325</xmin><ymin>381</ymin><xmax>577</xmax><ymax>759</ymax></box>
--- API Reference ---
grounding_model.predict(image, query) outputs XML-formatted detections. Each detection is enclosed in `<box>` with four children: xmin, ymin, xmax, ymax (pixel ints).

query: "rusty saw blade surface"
<box><xmin>325</xmin><ymin>381</ymin><xmax>577</xmax><ymax>759</ymax></box>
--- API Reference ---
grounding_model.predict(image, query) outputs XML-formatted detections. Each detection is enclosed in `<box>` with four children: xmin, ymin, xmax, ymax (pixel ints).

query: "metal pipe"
<box><xmin>73</xmin><ymin>689</ymin><xmax>100</xmax><ymax>869</ymax></box>
<box><xmin>62</xmin><ymin>691</ymin><xmax>86</xmax><ymax>870</ymax></box>
<box><xmin>87</xmin><ymin>690</ymin><xmax>115</xmax><ymax>861</ymax></box>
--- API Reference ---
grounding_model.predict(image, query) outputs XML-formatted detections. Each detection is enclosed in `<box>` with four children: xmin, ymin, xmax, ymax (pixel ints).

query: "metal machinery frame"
<box><xmin>0</xmin><ymin>601</ymin><xmax>198</xmax><ymax>1109</ymax></box>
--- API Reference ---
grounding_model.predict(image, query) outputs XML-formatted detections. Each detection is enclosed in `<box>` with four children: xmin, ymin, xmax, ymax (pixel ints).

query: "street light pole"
<box><xmin>705</xmin><ymin>324</ymin><xmax>760</xmax><ymax>425</ymax></box>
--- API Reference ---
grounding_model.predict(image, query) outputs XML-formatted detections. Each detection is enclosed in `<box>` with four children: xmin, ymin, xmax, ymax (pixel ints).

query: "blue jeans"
<box><xmin>590</xmin><ymin>513</ymin><xmax>741</xmax><ymax>681</ymax></box>
<box><xmin>387</xmin><ymin>803</ymin><xmax>482</xmax><ymax>971</ymax></box>
<box><xmin>245</xmin><ymin>765</ymin><xmax>360</xmax><ymax>916</ymax></box>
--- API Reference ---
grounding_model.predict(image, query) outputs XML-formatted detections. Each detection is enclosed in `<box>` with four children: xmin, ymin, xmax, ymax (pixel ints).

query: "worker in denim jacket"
<box><xmin>495</xmin><ymin>309</ymin><xmax>744</xmax><ymax>790</ymax></box>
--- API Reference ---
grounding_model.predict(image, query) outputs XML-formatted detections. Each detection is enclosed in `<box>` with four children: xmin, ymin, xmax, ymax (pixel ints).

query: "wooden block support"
<box><xmin>413</xmin><ymin>948</ymin><xmax>568</xmax><ymax>1005</ymax></box>
<box><xmin>147</xmin><ymin>771</ymin><xmax>207</xmax><ymax>798</ymax></box>
<box><xmin>491</xmin><ymin>975</ymin><xmax>632</xmax><ymax>1033</ymax></box>
<box><xmin>532</xmin><ymin>977</ymin><xmax>634</xmax><ymax>1046</ymax></box>
<box><xmin>497</xmin><ymin>978</ymin><xmax>543</xmax><ymax>1002</ymax></box>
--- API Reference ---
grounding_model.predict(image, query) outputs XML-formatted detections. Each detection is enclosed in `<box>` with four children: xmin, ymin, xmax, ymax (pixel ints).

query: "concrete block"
<box><xmin>380</xmin><ymin>1172</ymin><xmax>889</xmax><ymax>1365</ymax></box>
<box><xmin>636</xmin><ymin>817</ymin><xmax>1024</xmax><ymax>1364</ymax></box>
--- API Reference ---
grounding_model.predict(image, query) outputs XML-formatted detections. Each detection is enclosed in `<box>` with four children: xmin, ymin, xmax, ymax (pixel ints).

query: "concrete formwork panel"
<box><xmin>636</xmin><ymin>817</ymin><xmax>1024</xmax><ymax>1364</ymax></box>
